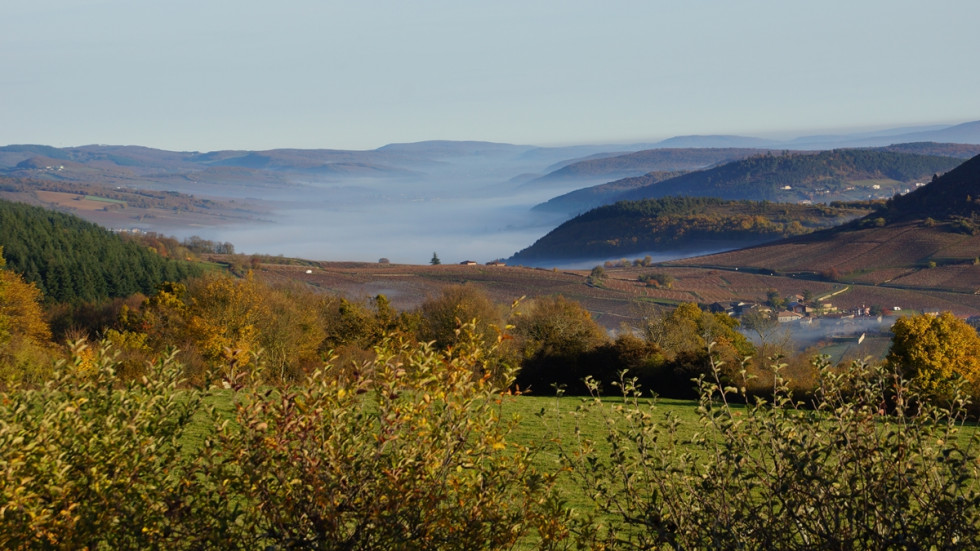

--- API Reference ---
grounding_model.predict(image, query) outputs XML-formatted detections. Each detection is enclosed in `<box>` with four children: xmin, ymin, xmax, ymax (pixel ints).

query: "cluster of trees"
<box><xmin>638</xmin><ymin>272</ymin><xmax>674</xmax><ymax>288</ymax></box>
<box><xmin>86</xmin><ymin>273</ymin><xmax>752</xmax><ymax>397</ymax></box>
<box><xmin>0</xmin><ymin>200</ymin><xmax>202</xmax><ymax>303</ymax></box>
<box><xmin>0</xmin><ymin>228</ymin><xmax>762</xmax><ymax>398</ymax></box>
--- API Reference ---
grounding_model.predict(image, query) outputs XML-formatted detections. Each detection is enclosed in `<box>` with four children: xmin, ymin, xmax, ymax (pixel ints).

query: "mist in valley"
<box><xmin>158</xmin><ymin>150</ymin><xmax>598</xmax><ymax>264</ymax></box>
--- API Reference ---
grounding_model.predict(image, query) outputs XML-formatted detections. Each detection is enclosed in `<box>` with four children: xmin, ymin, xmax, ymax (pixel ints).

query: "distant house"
<box><xmin>777</xmin><ymin>311</ymin><xmax>804</xmax><ymax>323</ymax></box>
<box><xmin>486</xmin><ymin>261</ymin><xmax>506</xmax><ymax>266</ymax></box>
<box><xmin>460</xmin><ymin>260</ymin><xmax>477</xmax><ymax>266</ymax></box>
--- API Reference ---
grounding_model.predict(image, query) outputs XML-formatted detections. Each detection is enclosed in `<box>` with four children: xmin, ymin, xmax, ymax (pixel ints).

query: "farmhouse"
<box><xmin>777</xmin><ymin>311</ymin><xmax>804</xmax><ymax>323</ymax></box>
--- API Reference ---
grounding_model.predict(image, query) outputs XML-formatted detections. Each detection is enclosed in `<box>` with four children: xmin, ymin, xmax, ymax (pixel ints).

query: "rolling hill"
<box><xmin>614</xmin><ymin>149</ymin><xmax>964</xmax><ymax>204</ymax></box>
<box><xmin>526</xmin><ymin>147</ymin><xmax>773</xmax><ymax>190</ymax></box>
<box><xmin>670</xmin><ymin>154</ymin><xmax>980</xmax><ymax>293</ymax></box>
<box><xmin>510</xmin><ymin>197</ymin><xmax>874</xmax><ymax>264</ymax></box>
<box><xmin>535</xmin><ymin>146</ymin><xmax>976</xmax><ymax>216</ymax></box>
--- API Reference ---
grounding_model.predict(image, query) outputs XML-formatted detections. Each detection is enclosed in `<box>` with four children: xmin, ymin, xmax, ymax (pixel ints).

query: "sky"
<box><xmin>3</xmin><ymin>0</ymin><xmax>979</xmax><ymax>152</ymax></box>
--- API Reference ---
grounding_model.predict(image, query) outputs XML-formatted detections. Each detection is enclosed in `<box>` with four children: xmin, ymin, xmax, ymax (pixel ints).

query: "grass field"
<box><xmin>180</xmin><ymin>388</ymin><xmax>709</xmax><ymax>519</ymax></box>
<box><xmin>504</xmin><ymin>393</ymin><xmax>710</xmax><ymax>516</ymax></box>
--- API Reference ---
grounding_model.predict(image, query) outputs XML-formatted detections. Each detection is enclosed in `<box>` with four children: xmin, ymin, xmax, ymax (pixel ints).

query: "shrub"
<box><xmin>0</xmin><ymin>342</ymin><xmax>240</xmax><ymax>549</ymax></box>
<box><xmin>217</xmin><ymin>325</ymin><xmax>566</xmax><ymax>549</ymax></box>
<box><xmin>0</xmin><ymin>330</ymin><xmax>569</xmax><ymax>550</ymax></box>
<box><xmin>563</xmin><ymin>354</ymin><xmax>980</xmax><ymax>549</ymax></box>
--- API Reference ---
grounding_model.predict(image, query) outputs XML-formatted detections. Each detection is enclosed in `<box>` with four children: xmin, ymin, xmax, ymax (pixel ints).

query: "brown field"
<box><xmin>248</xmin><ymin>257</ymin><xmax>980</xmax><ymax>330</ymax></box>
<box><xmin>678</xmin><ymin>221</ymin><xmax>980</xmax><ymax>277</ymax></box>
<box><xmin>35</xmin><ymin>190</ymin><xmax>125</xmax><ymax>211</ymax></box>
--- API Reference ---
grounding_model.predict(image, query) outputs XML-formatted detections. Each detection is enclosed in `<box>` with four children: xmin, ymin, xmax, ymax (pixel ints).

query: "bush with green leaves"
<box><xmin>0</xmin><ymin>341</ymin><xmax>241</xmax><ymax>549</ymax></box>
<box><xmin>0</xmin><ymin>324</ymin><xmax>569</xmax><ymax>550</ymax></box>
<box><xmin>563</xmin><ymin>352</ymin><xmax>980</xmax><ymax>550</ymax></box>
<box><xmin>216</xmin><ymin>324</ymin><xmax>568</xmax><ymax>549</ymax></box>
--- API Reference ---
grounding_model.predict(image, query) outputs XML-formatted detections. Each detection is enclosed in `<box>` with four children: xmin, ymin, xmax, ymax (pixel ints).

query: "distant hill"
<box><xmin>878</xmin><ymin>153</ymin><xmax>980</xmax><ymax>222</ymax></box>
<box><xmin>0</xmin><ymin>199</ymin><xmax>202</xmax><ymax>302</ymax></box>
<box><xmin>615</xmin><ymin>149</ymin><xmax>964</xmax><ymax>204</ymax></box>
<box><xmin>533</xmin><ymin>171</ymin><xmax>687</xmax><ymax>215</ymax></box>
<box><xmin>651</xmin><ymin>135</ymin><xmax>777</xmax><ymax>148</ymax></box>
<box><xmin>535</xmin><ymin>147</ymin><xmax>967</xmax><ymax>216</ymax></box>
<box><xmin>671</xmin><ymin>154</ymin><xmax>980</xmax><ymax>292</ymax></box>
<box><xmin>510</xmin><ymin>197</ymin><xmax>873</xmax><ymax>264</ymax></box>
<box><xmin>877</xmin><ymin>142</ymin><xmax>980</xmax><ymax>159</ymax></box>
<box><xmin>527</xmin><ymin>147</ymin><xmax>773</xmax><ymax>190</ymax></box>
<box><xmin>884</xmin><ymin>121</ymin><xmax>980</xmax><ymax>147</ymax></box>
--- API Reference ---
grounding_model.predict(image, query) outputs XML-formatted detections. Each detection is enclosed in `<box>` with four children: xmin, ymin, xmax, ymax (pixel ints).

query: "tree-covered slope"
<box><xmin>511</xmin><ymin>196</ymin><xmax>873</xmax><ymax>262</ymax></box>
<box><xmin>0</xmin><ymin>199</ymin><xmax>202</xmax><ymax>302</ymax></box>
<box><xmin>670</xmin><ymin>154</ymin><xmax>980</xmax><ymax>288</ymax></box>
<box><xmin>878</xmin><ymin>154</ymin><xmax>980</xmax><ymax>222</ymax></box>
<box><xmin>614</xmin><ymin>149</ymin><xmax>964</xmax><ymax>203</ymax></box>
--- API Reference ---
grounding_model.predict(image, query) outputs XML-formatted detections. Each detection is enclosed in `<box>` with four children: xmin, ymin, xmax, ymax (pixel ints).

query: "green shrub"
<box><xmin>563</xmin><ymin>353</ymin><xmax>980</xmax><ymax>549</ymax></box>
<box><xmin>216</xmin><ymin>326</ymin><xmax>566</xmax><ymax>549</ymax></box>
<box><xmin>0</xmin><ymin>342</ymin><xmax>240</xmax><ymax>549</ymax></box>
<box><xmin>0</xmin><ymin>327</ymin><xmax>568</xmax><ymax>550</ymax></box>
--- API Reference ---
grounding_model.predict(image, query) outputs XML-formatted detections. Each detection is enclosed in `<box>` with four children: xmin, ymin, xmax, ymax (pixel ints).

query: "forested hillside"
<box><xmin>512</xmin><ymin>196</ymin><xmax>874</xmax><ymax>262</ymax></box>
<box><xmin>0</xmin><ymin>199</ymin><xmax>202</xmax><ymax>302</ymax></box>
<box><xmin>614</xmin><ymin>149</ymin><xmax>963</xmax><ymax>203</ymax></box>
<box><xmin>878</xmin><ymin>153</ymin><xmax>980</xmax><ymax>223</ymax></box>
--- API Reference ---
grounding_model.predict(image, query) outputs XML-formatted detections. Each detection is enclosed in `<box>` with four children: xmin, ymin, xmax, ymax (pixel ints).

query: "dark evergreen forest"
<box><xmin>0</xmin><ymin>199</ymin><xmax>202</xmax><ymax>302</ymax></box>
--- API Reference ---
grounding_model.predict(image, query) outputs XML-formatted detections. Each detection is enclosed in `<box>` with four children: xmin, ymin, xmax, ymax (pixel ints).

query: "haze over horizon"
<box><xmin>3</xmin><ymin>1</ymin><xmax>979</xmax><ymax>152</ymax></box>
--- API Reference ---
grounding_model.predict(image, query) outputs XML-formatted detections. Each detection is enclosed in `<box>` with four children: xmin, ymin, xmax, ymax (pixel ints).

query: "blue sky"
<box><xmin>3</xmin><ymin>0</ymin><xmax>978</xmax><ymax>151</ymax></box>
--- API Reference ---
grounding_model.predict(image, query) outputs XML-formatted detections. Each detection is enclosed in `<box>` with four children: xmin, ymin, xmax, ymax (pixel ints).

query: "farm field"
<box><xmin>675</xmin><ymin>220</ymin><xmax>980</xmax><ymax>288</ymax></box>
<box><xmin>250</xmin><ymin>257</ymin><xmax>980</xmax><ymax>330</ymax></box>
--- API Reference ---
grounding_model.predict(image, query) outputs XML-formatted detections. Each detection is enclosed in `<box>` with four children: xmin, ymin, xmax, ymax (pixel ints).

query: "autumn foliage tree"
<box><xmin>642</xmin><ymin>302</ymin><xmax>754</xmax><ymax>397</ymax></box>
<box><xmin>511</xmin><ymin>295</ymin><xmax>609</xmax><ymax>393</ymax></box>
<box><xmin>887</xmin><ymin>311</ymin><xmax>980</xmax><ymax>399</ymax></box>
<box><xmin>0</xmin><ymin>247</ymin><xmax>55</xmax><ymax>386</ymax></box>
